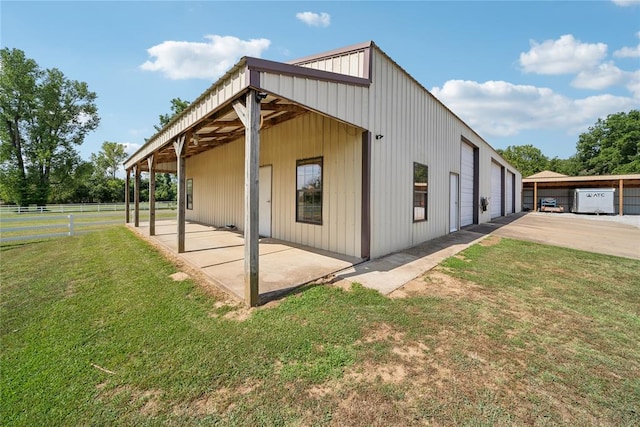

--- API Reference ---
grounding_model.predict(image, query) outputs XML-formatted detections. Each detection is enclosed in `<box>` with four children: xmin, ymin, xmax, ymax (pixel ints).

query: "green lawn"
<box><xmin>1</xmin><ymin>228</ymin><xmax>638</xmax><ymax>426</ymax></box>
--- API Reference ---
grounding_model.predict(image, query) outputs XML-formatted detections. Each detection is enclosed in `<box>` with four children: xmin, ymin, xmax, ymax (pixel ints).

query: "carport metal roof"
<box><xmin>523</xmin><ymin>173</ymin><xmax>640</xmax><ymax>188</ymax></box>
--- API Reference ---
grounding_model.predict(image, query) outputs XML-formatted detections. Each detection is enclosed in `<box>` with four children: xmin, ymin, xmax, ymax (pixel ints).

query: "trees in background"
<box><xmin>575</xmin><ymin>110</ymin><xmax>639</xmax><ymax>175</ymax></box>
<box><xmin>91</xmin><ymin>141</ymin><xmax>127</xmax><ymax>179</ymax></box>
<box><xmin>497</xmin><ymin>145</ymin><xmax>549</xmax><ymax>178</ymax></box>
<box><xmin>0</xmin><ymin>48</ymin><xmax>99</xmax><ymax>205</ymax></box>
<box><xmin>500</xmin><ymin>110</ymin><xmax>639</xmax><ymax>177</ymax></box>
<box><xmin>154</xmin><ymin>97</ymin><xmax>190</xmax><ymax>132</ymax></box>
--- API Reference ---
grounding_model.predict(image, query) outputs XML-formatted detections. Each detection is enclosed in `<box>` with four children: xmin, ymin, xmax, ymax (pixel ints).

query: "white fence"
<box><xmin>0</xmin><ymin>214</ymin><xmax>123</xmax><ymax>243</ymax></box>
<box><xmin>0</xmin><ymin>201</ymin><xmax>175</xmax><ymax>215</ymax></box>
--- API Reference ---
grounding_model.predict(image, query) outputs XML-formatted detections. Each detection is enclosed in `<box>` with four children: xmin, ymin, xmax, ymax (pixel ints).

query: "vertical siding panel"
<box><xmin>368</xmin><ymin>48</ymin><xmax>522</xmax><ymax>258</ymax></box>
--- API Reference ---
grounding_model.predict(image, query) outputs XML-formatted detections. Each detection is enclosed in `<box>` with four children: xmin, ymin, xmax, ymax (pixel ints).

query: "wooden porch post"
<box><xmin>173</xmin><ymin>136</ymin><xmax>186</xmax><ymax>253</ymax></box>
<box><xmin>134</xmin><ymin>165</ymin><xmax>140</xmax><ymax>227</ymax></box>
<box><xmin>235</xmin><ymin>90</ymin><xmax>261</xmax><ymax>307</ymax></box>
<box><xmin>619</xmin><ymin>179</ymin><xmax>624</xmax><ymax>216</ymax></box>
<box><xmin>148</xmin><ymin>155</ymin><xmax>156</xmax><ymax>235</ymax></box>
<box><xmin>124</xmin><ymin>168</ymin><xmax>130</xmax><ymax>223</ymax></box>
<box><xmin>533</xmin><ymin>182</ymin><xmax>538</xmax><ymax>212</ymax></box>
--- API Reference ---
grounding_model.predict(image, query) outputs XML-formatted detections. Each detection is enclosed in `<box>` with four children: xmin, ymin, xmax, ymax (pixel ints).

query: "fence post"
<box><xmin>68</xmin><ymin>214</ymin><xmax>74</xmax><ymax>236</ymax></box>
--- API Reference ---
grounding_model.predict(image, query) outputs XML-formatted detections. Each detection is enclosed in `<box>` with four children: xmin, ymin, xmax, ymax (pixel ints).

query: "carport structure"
<box><xmin>123</xmin><ymin>53</ymin><xmax>371</xmax><ymax>306</ymax></box>
<box><xmin>523</xmin><ymin>171</ymin><xmax>640</xmax><ymax>215</ymax></box>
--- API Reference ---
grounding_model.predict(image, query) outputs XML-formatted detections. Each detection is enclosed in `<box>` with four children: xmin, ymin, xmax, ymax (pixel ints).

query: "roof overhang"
<box><xmin>523</xmin><ymin>174</ymin><xmax>640</xmax><ymax>188</ymax></box>
<box><xmin>124</xmin><ymin>54</ymin><xmax>371</xmax><ymax>172</ymax></box>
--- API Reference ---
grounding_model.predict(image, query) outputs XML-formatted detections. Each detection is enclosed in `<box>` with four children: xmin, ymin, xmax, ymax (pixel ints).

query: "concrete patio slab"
<box><xmin>130</xmin><ymin>220</ymin><xmax>361</xmax><ymax>303</ymax></box>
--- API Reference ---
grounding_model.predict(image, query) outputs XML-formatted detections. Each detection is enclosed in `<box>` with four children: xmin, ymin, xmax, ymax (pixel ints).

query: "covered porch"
<box><xmin>122</xmin><ymin>50</ymin><xmax>372</xmax><ymax>306</ymax></box>
<box><xmin>131</xmin><ymin>219</ymin><xmax>361</xmax><ymax>302</ymax></box>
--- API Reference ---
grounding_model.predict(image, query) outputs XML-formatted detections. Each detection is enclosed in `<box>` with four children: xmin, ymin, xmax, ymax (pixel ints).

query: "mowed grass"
<box><xmin>1</xmin><ymin>228</ymin><xmax>638</xmax><ymax>426</ymax></box>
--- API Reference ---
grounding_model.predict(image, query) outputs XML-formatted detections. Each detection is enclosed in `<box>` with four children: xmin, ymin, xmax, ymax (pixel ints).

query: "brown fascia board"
<box><xmin>287</xmin><ymin>41</ymin><xmax>373</xmax><ymax>65</ymax></box>
<box><xmin>245</xmin><ymin>57</ymin><xmax>371</xmax><ymax>87</ymax></box>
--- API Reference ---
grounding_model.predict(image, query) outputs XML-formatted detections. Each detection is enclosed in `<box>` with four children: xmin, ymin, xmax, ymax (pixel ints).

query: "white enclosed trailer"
<box><xmin>572</xmin><ymin>188</ymin><xmax>616</xmax><ymax>214</ymax></box>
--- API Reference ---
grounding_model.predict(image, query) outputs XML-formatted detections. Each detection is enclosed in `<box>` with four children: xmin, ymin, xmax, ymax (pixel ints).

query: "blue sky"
<box><xmin>2</xmin><ymin>0</ymin><xmax>639</xmax><ymax>166</ymax></box>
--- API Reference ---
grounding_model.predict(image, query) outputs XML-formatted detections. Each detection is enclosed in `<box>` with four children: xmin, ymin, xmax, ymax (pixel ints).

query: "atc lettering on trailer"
<box><xmin>573</xmin><ymin>188</ymin><xmax>616</xmax><ymax>214</ymax></box>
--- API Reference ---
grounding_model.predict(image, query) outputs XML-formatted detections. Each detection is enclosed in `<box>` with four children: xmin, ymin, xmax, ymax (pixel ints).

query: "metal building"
<box><xmin>123</xmin><ymin>41</ymin><xmax>522</xmax><ymax>305</ymax></box>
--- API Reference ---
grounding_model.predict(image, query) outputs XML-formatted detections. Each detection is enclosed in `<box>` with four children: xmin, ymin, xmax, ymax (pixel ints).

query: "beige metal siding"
<box><xmin>367</xmin><ymin>48</ymin><xmax>522</xmax><ymax>258</ymax></box>
<box><xmin>294</xmin><ymin>50</ymin><xmax>367</xmax><ymax>78</ymax></box>
<box><xmin>186</xmin><ymin>112</ymin><xmax>362</xmax><ymax>257</ymax></box>
<box><xmin>259</xmin><ymin>72</ymin><xmax>369</xmax><ymax>129</ymax></box>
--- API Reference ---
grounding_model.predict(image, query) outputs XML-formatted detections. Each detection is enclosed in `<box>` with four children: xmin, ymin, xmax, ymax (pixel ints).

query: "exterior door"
<box><xmin>450</xmin><ymin>173</ymin><xmax>459</xmax><ymax>232</ymax></box>
<box><xmin>259</xmin><ymin>165</ymin><xmax>272</xmax><ymax>237</ymax></box>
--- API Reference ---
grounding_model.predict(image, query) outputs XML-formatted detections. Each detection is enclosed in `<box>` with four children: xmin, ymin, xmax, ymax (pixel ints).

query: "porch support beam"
<box><xmin>619</xmin><ymin>179</ymin><xmax>624</xmax><ymax>216</ymax></box>
<box><xmin>233</xmin><ymin>100</ymin><xmax>247</xmax><ymax>127</ymax></box>
<box><xmin>124</xmin><ymin>168</ymin><xmax>130</xmax><ymax>223</ymax></box>
<box><xmin>148</xmin><ymin>155</ymin><xmax>156</xmax><ymax>235</ymax></box>
<box><xmin>243</xmin><ymin>90</ymin><xmax>261</xmax><ymax>307</ymax></box>
<box><xmin>173</xmin><ymin>135</ymin><xmax>186</xmax><ymax>253</ymax></box>
<box><xmin>533</xmin><ymin>182</ymin><xmax>538</xmax><ymax>212</ymax></box>
<box><xmin>133</xmin><ymin>164</ymin><xmax>140</xmax><ymax>227</ymax></box>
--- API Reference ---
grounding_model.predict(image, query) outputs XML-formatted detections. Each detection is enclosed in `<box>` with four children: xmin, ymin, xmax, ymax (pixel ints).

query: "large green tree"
<box><xmin>497</xmin><ymin>144</ymin><xmax>549</xmax><ymax>177</ymax></box>
<box><xmin>575</xmin><ymin>110</ymin><xmax>640</xmax><ymax>175</ymax></box>
<box><xmin>0</xmin><ymin>48</ymin><xmax>99</xmax><ymax>205</ymax></box>
<box><xmin>91</xmin><ymin>141</ymin><xmax>127</xmax><ymax>179</ymax></box>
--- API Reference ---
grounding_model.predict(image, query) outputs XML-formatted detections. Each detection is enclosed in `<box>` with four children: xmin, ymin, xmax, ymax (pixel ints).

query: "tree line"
<box><xmin>1</xmin><ymin>48</ymin><xmax>638</xmax><ymax>206</ymax></box>
<box><xmin>0</xmin><ymin>48</ymin><xmax>179</xmax><ymax>206</ymax></box>
<box><xmin>497</xmin><ymin>110</ymin><xmax>639</xmax><ymax>178</ymax></box>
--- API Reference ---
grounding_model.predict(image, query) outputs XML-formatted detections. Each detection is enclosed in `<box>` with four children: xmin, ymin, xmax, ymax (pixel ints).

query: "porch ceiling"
<box><xmin>136</xmin><ymin>92</ymin><xmax>310</xmax><ymax>172</ymax></box>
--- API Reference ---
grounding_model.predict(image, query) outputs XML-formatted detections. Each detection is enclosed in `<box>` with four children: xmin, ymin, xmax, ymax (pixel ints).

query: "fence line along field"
<box><xmin>0</xmin><ymin>203</ymin><xmax>176</xmax><ymax>244</ymax></box>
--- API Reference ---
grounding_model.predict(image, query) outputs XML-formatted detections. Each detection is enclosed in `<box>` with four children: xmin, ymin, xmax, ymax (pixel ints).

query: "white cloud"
<box><xmin>571</xmin><ymin>62</ymin><xmax>627</xmax><ymax>90</ymax></box>
<box><xmin>614</xmin><ymin>45</ymin><xmax>640</xmax><ymax>57</ymax></box>
<box><xmin>296</xmin><ymin>11</ymin><xmax>331</xmax><ymax>27</ymax></box>
<box><xmin>611</xmin><ymin>0</ymin><xmax>640</xmax><ymax>6</ymax></box>
<box><xmin>123</xmin><ymin>142</ymin><xmax>141</xmax><ymax>156</ymax></box>
<box><xmin>627</xmin><ymin>70</ymin><xmax>640</xmax><ymax>98</ymax></box>
<box><xmin>431</xmin><ymin>79</ymin><xmax>637</xmax><ymax>138</ymax></box>
<box><xmin>140</xmin><ymin>35</ymin><xmax>271</xmax><ymax>80</ymax></box>
<box><xmin>519</xmin><ymin>34</ymin><xmax>607</xmax><ymax>75</ymax></box>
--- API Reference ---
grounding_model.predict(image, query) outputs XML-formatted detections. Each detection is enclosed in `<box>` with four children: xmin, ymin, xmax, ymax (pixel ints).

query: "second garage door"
<box><xmin>461</xmin><ymin>142</ymin><xmax>475</xmax><ymax>226</ymax></box>
<box><xmin>491</xmin><ymin>162</ymin><xmax>503</xmax><ymax>218</ymax></box>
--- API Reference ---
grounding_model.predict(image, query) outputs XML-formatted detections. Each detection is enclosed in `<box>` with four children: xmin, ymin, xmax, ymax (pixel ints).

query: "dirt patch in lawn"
<box><xmin>389</xmin><ymin>267</ymin><xmax>480</xmax><ymax>299</ymax></box>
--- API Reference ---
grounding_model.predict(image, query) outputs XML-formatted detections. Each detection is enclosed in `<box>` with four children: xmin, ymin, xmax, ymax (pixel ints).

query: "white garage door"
<box><xmin>460</xmin><ymin>142</ymin><xmax>475</xmax><ymax>226</ymax></box>
<box><xmin>505</xmin><ymin>171</ymin><xmax>514</xmax><ymax>214</ymax></box>
<box><xmin>491</xmin><ymin>162</ymin><xmax>503</xmax><ymax>218</ymax></box>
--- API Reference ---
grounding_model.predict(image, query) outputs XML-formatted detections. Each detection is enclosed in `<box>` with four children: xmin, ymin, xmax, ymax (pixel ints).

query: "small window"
<box><xmin>413</xmin><ymin>162</ymin><xmax>428</xmax><ymax>221</ymax></box>
<box><xmin>296</xmin><ymin>157</ymin><xmax>323</xmax><ymax>224</ymax></box>
<box><xmin>186</xmin><ymin>178</ymin><xmax>193</xmax><ymax>210</ymax></box>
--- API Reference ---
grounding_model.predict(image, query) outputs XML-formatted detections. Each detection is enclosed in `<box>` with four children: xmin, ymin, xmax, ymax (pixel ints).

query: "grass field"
<box><xmin>1</xmin><ymin>228</ymin><xmax>638</xmax><ymax>425</ymax></box>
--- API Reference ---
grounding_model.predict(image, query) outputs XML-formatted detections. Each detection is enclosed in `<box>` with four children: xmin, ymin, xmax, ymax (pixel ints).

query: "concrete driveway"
<box><xmin>485</xmin><ymin>212</ymin><xmax>640</xmax><ymax>260</ymax></box>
